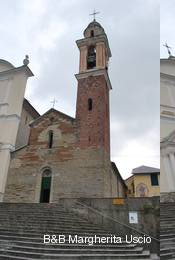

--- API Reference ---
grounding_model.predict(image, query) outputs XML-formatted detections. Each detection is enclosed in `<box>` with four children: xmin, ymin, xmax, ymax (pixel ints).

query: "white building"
<box><xmin>0</xmin><ymin>58</ymin><xmax>33</xmax><ymax>201</ymax></box>
<box><xmin>160</xmin><ymin>56</ymin><xmax>175</xmax><ymax>200</ymax></box>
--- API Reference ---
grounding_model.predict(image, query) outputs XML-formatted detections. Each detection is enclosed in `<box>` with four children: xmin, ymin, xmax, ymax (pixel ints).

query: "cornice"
<box><xmin>75</xmin><ymin>68</ymin><xmax>112</xmax><ymax>90</ymax></box>
<box><xmin>0</xmin><ymin>114</ymin><xmax>21</xmax><ymax>121</ymax></box>
<box><xmin>0</xmin><ymin>65</ymin><xmax>34</xmax><ymax>78</ymax></box>
<box><xmin>160</xmin><ymin>72</ymin><xmax>175</xmax><ymax>81</ymax></box>
<box><xmin>0</xmin><ymin>143</ymin><xmax>15</xmax><ymax>152</ymax></box>
<box><xmin>76</xmin><ymin>34</ymin><xmax>112</xmax><ymax>58</ymax></box>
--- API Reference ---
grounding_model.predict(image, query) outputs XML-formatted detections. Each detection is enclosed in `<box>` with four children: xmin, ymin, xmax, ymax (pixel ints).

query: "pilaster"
<box><xmin>0</xmin><ymin>59</ymin><xmax>33</xmax><ymax>201</ymax></box>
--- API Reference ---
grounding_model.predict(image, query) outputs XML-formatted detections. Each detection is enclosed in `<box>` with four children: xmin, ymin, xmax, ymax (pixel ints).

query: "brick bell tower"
<box><xmin>75</xmin><ymin>19</ymin><xmax>112</xmax><ymax>160</ymax></box>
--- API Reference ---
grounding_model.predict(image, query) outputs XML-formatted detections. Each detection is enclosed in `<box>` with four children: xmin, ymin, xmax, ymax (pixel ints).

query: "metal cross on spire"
<box><xmin>89</xmin><ymin>9</ymin><xmax>100</xmax><ymax>21</ymax></box>
<box><xmin>163</xmin><ymin>42</ymin><xmax>172</xmax><ymax>56</ymax></box>
<box><xmin>50</xmin><ymin>98</ymin><xmax>58</xmax><ymax>108</ymax></box>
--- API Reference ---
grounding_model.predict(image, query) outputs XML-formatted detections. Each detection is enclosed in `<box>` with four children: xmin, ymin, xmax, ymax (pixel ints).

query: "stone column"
<box><xmin>79</xmin><ymin>46</ymin><xmax>87</xmax><ymax>72</ymax></box>
<box><xmin>0</xmin><ymin>148</ymin><xmax>11</xmax><ymax>201</ymax></box>
<box><xmin>96</xmin><ymin>42</ymin><xmax>105</xmax><ymax>69</ymax></box>
<box><xmin>169</xmin><ymin>152</ymin><xmax>175</xmax><ymax>185</ymax></box>
<box><xmin>163</xmin><ymin>154</ymin><xmax>175</xmax><ymax>191</ymax></box>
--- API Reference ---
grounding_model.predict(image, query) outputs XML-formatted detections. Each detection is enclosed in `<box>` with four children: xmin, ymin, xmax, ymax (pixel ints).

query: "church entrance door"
<box><xmin>40</xmin><ymin>169</ymin><xmax>52</xmax><ymax>203</ymax></box>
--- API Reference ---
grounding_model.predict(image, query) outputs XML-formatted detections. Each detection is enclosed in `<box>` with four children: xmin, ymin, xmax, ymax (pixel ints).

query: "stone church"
<box><xmin>2</xmin><ymin>20</ymin><xmax>127</xmax><ymax>203</ymax></box>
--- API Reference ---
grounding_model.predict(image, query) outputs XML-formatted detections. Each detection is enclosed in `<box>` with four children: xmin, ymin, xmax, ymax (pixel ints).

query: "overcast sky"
<box><xmin>160</xmin><ymin>0</ymin><xmax>175</xmax><ymax>58</ymax></box>
<box><xmin>0</xmin><ymin>0</ymin><xmax>160</xmax><ymax>178</ymax></box>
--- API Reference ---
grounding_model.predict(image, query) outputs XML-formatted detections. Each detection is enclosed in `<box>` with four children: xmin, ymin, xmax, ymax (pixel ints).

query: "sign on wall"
<box><xmin>112</xmin><ymin>198</ymin><xmax>124</xmax><ymax>205</ymax></box>
<box><xmin>129</xmin><ymin>211</ymin><xmax>138</xmax><ymax>224</ymax></box>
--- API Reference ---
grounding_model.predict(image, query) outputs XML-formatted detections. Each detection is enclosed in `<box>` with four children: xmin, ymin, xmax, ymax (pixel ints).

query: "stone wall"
<box><xmin>160</xmin><ymin>192</ymin><xmax>175</xmax><ymax>202</ymax></box>
<box><xmin>4</xmin><ymin>109</ymin><xmax>124</xmax><ymax>201</ymax></box>
<box><xmin>4</xmin><ymin>148</ymin><xmax>121</xmax><ymax>202</ymax></box>
<box><xmin>57</xmin><ymin>197</ymin><xmax>160</xmax><ymax>253</ymax></box>
<box><xmin>76</xmin><ymin>75</ymin><xmax>110</xmax><ymax>156</ymax></box>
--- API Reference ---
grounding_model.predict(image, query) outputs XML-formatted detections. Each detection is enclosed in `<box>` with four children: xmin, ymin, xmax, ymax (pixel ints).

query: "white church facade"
<box><xmin>160</xmin><ymin>56</ymin><xmax>175</xmax><ymax>200</ymax></box>
<box><xmin>0</xmin><ymin>58</ymin><xmax>33</xmax><ymax>201</ymax></box>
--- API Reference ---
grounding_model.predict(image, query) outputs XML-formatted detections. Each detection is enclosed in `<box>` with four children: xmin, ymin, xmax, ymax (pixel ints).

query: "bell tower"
<box><xmin>77</xmin><ymin>20</ymin><xmax>111</xmax><ymax>72</ymax></box>
<box><xmin>75</xmin><ymin>20</ymin><xmax>112</xmax><ymax>158</ymax></box>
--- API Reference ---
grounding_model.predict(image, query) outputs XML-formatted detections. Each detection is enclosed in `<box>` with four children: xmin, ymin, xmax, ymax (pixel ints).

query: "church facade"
<box><xmin>0</xmin><ymin>58</ymin><xmax>33</xmax><ymax>202</ymax></box>
<box><xmin>160</xmin><ymin>56</ymin><xmax>175</xmax><ymax>200</ymax></box>
<box><xmin>4</xmin><ymin>20</ymin><xmax>127</xmax><ymax>202</ymax></box>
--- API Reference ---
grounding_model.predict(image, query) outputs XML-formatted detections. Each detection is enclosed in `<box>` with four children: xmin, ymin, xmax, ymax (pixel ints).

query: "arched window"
<box><xmin>88</xmin><ymin>98</ymin><xmax>93</xmax><ymax>111</ymax></box>
<box><xmin>87</xmin><ymin>46</ymin><xmax>96</xmax><ymax>69</ymax></box>
<box><xmin>48</xmin><ymin>130</ymin><xmax>53</xmax><ymax>149</ymax></box>
<box><xmin>40</xmin><ymin>168</ymin><xmax>52</xmax><ymax>203</ymax></box>
<box><xmin>91</xmin><ymin>30</ymin><xmax>94</xmax><ymax>37</ymax></box>
<box><xmin>42</xmin><ymin>169</ymin><xmax>52</xmax><ymax>177</ymax></box>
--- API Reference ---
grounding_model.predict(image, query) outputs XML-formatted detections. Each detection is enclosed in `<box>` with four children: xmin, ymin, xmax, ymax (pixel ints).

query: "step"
<box><xmin>0</xmin><ymin>245</ymin><xmax>145</xmax><ymax>254</ymax></box>
<box><xmin>0</xmin><ymin>224</ymin><xmax>104</xmax><ymax>232</ymax></box>
<box><xmin>0</xmin><ymin>249</ymin><xmax>152</xmax><ymax>259</ymax></box>
<box><xmin>0</xmin><ymin>203</ymin><xmax>156</xmax><ymax>259</ymax></box>
<box><xmin>160</xmin><ymin>246</ymin><xmax>175</xmax><ymax>254</ymax></box>
<box><xmin>0</xmin><ymin>230</ymin><xmax>117</xmax><ymax>238</ymax></box>
<box><xmin>160</xmin><ymin>252</ymin><xmax>175</xmax><ymax>259</ymax></box>
<box><xmin>0</xmin><ymin>239</ymin><xmax>137</xmax><ymax>249</ymax></box>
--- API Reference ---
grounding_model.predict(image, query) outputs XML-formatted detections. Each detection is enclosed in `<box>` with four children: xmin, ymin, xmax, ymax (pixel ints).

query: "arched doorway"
<box><xmin>40</xmin><ymin>169</ymin><xmax>52</xmax><ymax>203</ymax></box>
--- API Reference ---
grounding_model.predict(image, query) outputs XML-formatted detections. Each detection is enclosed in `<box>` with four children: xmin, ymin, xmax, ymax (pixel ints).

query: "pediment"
<box><xmin>30</xmin><ymin>108</ymin><xmax>75</xmax><ymax>128</ymax></box>
<box><xmin>161</xmin><ymin>58</ymin><xmax>175</xmax><ymax>77</ymax></box>
<box><xmin>162</xmin><ymin>129</ymin><xmax>175</xmax><ymax>143</ymax></box>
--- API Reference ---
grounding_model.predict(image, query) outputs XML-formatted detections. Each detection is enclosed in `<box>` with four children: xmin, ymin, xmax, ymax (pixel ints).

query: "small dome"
<box><xmin>83</xmin><ymin>20</ymin><xmax>105</xmax><ymax>38</ymax></box>
<box><xmin>0</xmin><ymin>59</ymin><xmax>14</xmax><ymax>73</ymax></box>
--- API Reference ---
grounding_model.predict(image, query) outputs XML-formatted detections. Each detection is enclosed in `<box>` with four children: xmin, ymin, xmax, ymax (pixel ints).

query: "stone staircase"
<box><xmin>160</xmin><ymin>202</ymin><xmax>175</xmax><ymax>259</ymax></box>
<box><xmin>0</xmin><ymin>203</ymin><xmax>159</xmax><ymax>259</ymax></box>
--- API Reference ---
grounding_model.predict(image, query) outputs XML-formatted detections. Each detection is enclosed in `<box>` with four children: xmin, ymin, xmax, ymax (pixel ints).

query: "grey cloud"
<box><xmin>0</xmin><ymin>0</ymin><xmax>160</xmax><ymax>177</ymax></box>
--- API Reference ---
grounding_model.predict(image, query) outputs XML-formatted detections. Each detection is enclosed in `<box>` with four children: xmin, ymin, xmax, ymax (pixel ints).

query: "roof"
<box><xmin>111</xmin><ymin>162</ymin><xmax>127</xmax><ymax>189</ymax></box>
<box><xmin>86</xmin><ymin>20</ymin><xmax>103</xmax><ymax>29</ymax></box>
<box><xmin>132</xmin><ymin>165</ymin><xmax>160</xmax><ymax>175</ymax></box>
<box><xmin>0</xmin><ymin>64</ymin><xmax>34</xmax><ymax>77</ymax></box>
<box><xmin>161</xmin><ymin>56</ymin><xmax>175</xmax><ymax>63</ymax></box>
<box><xmin>30</xmin><ymin>108</ymin><xmax>75</xmax><ymax>127</ymax></box>
<box><xmin>0</xmin><ymin>59</ymin><xmax>15</xmax><ymax>70</ymax></box>
<box><xmin>125</xmin><ymin>175</ymin><xmax>134</xmax><ymax>182</ymax></box>
<box><xmin>23</xmin><ymin>99</ymin><xmax>40</xmax><ymax>119</ymax></box>
<box><xmin>79</xmin><ymin>20</ymin><xmax>111</xmax><ymax>58</ymax></box>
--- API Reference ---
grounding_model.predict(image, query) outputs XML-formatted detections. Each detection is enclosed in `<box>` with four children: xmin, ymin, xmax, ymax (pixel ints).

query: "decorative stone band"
<box><xmin>0</xmin><ymin>102</ymin><xmax>8</xmax><ymax>106</ymax></box>
<box><xmin>161</xmin><ymin>72</ymin><xmax>175</xmax><ymax>82</ymax></box>
<box><xmin>0</xmin><ymin>65</ymin><xmax>34</xmax><ymax>78</ymax></box>
<box><xmin>161</xmin><ymin>115</ymin><xmax>175</xmax><ymax>121</ymax></box>
<box><xmin>0</xmin><ymin>143</ymin><xmax>15</xmax><ymax>152</ymax></box>
<box><xmin>75</xmin><ymin>68</ymin><xmax>112</xmax><ymax>90</ymax></box>
<box><xmin>0</xmin><ymin>114</ymin><xmax>20</xmax><ymax>122</ymax></box>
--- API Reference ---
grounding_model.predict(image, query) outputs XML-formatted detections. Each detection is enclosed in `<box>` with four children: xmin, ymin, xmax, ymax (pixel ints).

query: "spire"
<box><xmin>83</xmin><ymin>19</ymin><xmax>105</xmax><ymax>38</ymax></box>
<box><xmin>89</xmin><ymin>9</ymin><xmax>100</xmax><ymax>21</ymax></box>
<box><xmin>163</xmin><ymin>42</ymin><xmax>172</xmax><ymax>57</ymax></box>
